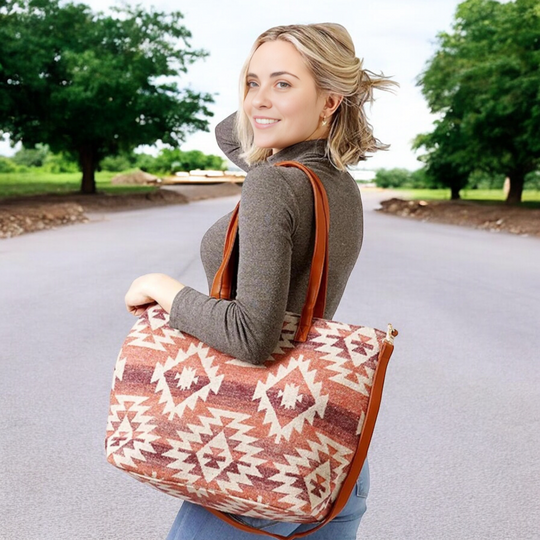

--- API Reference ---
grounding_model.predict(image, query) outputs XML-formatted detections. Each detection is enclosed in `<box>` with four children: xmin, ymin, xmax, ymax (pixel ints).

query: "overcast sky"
<box><xmin>0</xmin><ymin>0</ymin><xmax>465</xmax><ymax>170</ymax></box>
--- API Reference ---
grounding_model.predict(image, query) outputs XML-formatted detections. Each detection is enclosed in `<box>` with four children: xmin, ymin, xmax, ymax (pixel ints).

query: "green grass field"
<box><xmin>1</xmin><ymin>172</ymin><xmax>539</xmax><ymax>207</ymax></box>
<box><xmin>386</xmin><ymin>187</ymin><xmax>540</xmax><ymax>208</ymax></box>
<box><xmin>0</xmin><ymin>170</ymin><xmax>157</xmax><ymax>197</ymax></box>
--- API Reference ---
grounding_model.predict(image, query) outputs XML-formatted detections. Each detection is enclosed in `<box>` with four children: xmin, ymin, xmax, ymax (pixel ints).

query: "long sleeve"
<box><xmin>169</xmin><ymin>167</ymin><xmax>297</xmax><ymax>365</ymax></box>
<box><xmin>214</xmin><ymin>111</ymin><xmax>254</xmax><ymax>173</ymax></box>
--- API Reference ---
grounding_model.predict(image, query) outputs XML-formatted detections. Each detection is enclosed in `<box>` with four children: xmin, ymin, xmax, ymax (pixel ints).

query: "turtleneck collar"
<box><xmin>266</xmin><ymin>138</ymin><xmax>329</xmax><ymax>165</ymax></box>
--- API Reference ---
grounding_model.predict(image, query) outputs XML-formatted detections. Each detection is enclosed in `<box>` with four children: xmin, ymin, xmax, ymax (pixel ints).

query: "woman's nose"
<box><xmin>252</xmin><ymin>84</ymin><xmax>271</xmax><ymax>108</ymax></box>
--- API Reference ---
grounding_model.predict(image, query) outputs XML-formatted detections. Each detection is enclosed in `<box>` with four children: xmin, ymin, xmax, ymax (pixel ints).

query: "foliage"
<box><xmin>525</xmin><ymin>170</ymin><xmax>540</xmax><ymax>190</ymax></box>
<box><xmin>42</xmin><ymin>151</ymin><xmax>80</xmax><ymax>174</ymax></box>
<box><xmin>413</xmin><ymin>119</ymin><xmax>473</xmax><ymax>199</ymax></box>
<box><xmin>374</xmin><ymin>167</ymin><xmax>438</xmax><ymax>189</ymax></box>
<box><xmin>99</xmin><ymin>154</ymin><xmax>134</xmax><ymax>173</ymax></box>
<box><xmin>97</xmin><ymin>148</ymin><xmax>228</xmax><ymax>174</ymax></box>
<box><xmin>0</xmin><ymin>0</ymin><xmax>215</xmax><ymax>193</ymax></box>
<box><xmin>0</xmin><ymin>156</ymin><xmax>17</xmax><ymax>173</ymax></box>
<box><xmin>374</xmin><ymin>168</ymin><xmax>411</xmax><ymax>188</ymax></box>
<box><xmin>415</xmin><ymin>0</ymin><xmax>540</xmax><ymax>204</ymax></box>
<box><xmin>467</xmin><ymin>170</ymin><xmax>506</xmax><ymax>190</ymax></box>
<box><xmin>150</xmin><ymin>149</ymin><xmax>227</xmax><ymax>174</ymax></box>
<box><xmin>132</xmin><ymin>153</ymin><xmax>158</xmax><ymax>173</ymax></box>
<box><xmin>11</xmin><ymin>143</ymin><xmax>50</xmax><ymax>167</ymax></box>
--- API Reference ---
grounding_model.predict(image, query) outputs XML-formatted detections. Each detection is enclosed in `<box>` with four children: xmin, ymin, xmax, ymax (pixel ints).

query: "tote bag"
<box><xmin>105</xmin><ymin>160</ymin><xmax>398</xmax><ymax>539</ymax></box>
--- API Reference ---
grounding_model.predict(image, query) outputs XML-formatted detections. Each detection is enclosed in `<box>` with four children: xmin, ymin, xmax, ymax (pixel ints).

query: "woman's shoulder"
<box><xmin>242</xmin><ymin>161</ymin><xmax>300</xmax><ymax>200</ymax></box>
<box><xmin>246</xmin><ymin>157</ymin><xmax>354</xmax><ymax>192</ymax></box>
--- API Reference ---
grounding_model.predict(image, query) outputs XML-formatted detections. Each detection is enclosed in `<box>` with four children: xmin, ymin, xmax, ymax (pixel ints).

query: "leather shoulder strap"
<box><xmin>210</xmin><ymin>160</ymin><xmax>331</xmax><ymax>342</ymax></box>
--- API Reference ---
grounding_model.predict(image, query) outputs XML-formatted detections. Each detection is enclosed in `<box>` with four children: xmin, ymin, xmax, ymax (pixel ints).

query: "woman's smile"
<box><xmin>254</xmin><ymin>117</ymin><xmax>281</xmax><ymax>128</ymax></box>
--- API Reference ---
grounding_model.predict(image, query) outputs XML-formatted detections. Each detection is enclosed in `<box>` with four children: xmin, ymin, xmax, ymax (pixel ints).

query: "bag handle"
<box><xmin>207</xmin><ymin>161</ymin><xmax>398</xmax><ymax>537</ymax></box>
<box><xmin>210</xmin><ymin>161</ymin><xmax>330</xmax><ymax>342</ymax></box>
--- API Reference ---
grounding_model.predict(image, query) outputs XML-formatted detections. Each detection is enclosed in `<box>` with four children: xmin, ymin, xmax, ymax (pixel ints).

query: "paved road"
<box><xmin>1</xmin><ymin>189</ymin><xmax>539</xmax><ymax>540</ymax></box>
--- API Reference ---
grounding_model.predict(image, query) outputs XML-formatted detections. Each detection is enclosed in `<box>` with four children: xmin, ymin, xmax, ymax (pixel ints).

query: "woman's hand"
<box><xmin>125</xmin><ymin>273</ymin><xmax>185</xmax><ymax>316</ymax></box>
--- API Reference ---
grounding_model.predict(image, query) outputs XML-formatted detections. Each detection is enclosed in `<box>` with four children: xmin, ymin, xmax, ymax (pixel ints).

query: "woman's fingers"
<box><xmin>127</xmin><ymin>301</ymin><xmax>157</xmax><ymax>316</ymax></box>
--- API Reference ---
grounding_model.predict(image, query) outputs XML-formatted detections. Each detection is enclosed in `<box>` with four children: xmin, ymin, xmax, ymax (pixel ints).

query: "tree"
<box><xmin>98</xmin><ymin>148</ymin><xmax>227</xmax><ymax>174</ymax></box>
<box><xmin>416</xmin><ymin>0</ymin><xmax>540</xmax><ymax>204</ymax></box>
<box><xmin>413</xmin><ymin>118</ymin><xmax>473</xmax><ymax>200</ymax></box>
<box><xmin>151</xmin><ymin>149</ymin><xmax>227</xmax><ymax>174</ymax></box>
<box><xmin>0</xmin><ymin>0</ymin><xmax>215</xmax><ymax>193</ymax></box>
<box><xmin>374</xmin><ymin>168</ymin><xmax>412</xmax><ymax>189</ymax></box>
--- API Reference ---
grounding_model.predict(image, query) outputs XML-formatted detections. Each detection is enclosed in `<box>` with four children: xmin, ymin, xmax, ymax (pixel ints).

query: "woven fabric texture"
<box><xmin>106</xmin><ymin>305</ymin><xmax>386</xmax><ymax>523</ymax></box>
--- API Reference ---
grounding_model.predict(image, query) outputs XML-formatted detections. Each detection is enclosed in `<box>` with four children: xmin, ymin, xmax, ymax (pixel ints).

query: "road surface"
<box><xmin>1</xmin><ymin>189</ymin><xmax>538</xmax><ymax>539</ymax></box>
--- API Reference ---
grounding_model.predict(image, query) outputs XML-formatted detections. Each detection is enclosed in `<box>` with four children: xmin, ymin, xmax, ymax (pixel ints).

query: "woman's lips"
<box><xmin>254</xmin><ymin>118</ymin><xmax>281</xmax><ymax>129</ymax></box>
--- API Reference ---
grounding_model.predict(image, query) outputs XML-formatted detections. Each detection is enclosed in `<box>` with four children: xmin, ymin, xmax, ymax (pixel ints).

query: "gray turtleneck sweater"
<box><xmin>169</xmin><ymin>111</ymin><xmax>363</xmax><ymax>365</ymax></box>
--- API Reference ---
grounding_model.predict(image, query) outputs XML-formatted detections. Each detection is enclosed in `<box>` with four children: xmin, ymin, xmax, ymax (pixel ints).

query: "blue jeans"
<box><xmin>166</xmin><ymin>458</ymin><xmax>370</xmax><ymax>540</ymax></box>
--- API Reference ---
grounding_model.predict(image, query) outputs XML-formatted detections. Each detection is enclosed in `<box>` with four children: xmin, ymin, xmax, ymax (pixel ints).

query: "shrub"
<box><xmin>12</xmin><ymin>144</ymin><xmax>50</xmax><ymax>167</ymax></box>
<box><xmin>525</xmin><ymin>171</ymin><xmax>540</xmax><ymax>190</ymax></box>
<box><xmin>42</xmin><ymin>152</ymin><xmax>79</xmax><ymax>173</ymax></box>
<box><xmin>99</xmin><ymin>154</ymin><xmax>133</xmax><ymax>172</ymax></box>
<box><xmin>0</xmin><ymin>156</ymin><xmax>17</xmax><ymax>173</ymax></box>
<box><xmin>374</xmin><ymin>168</ymin><xmax>413</xmax><ymax>188</ymax></box>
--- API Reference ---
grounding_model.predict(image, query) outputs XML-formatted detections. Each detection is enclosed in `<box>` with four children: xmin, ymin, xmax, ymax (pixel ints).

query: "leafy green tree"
<box><xmin>416</xmin><ymin>0</ymin><xmax>540</xmax><ymax>204</ymax></box>
<box><xmin>133</xmin><ymin>153</ymin><xmax>159</xmax><ymax>173</ymax></box>
<box><xmin>152</xmin><ymin>149</ymin><xmax>227</xmax><ymax>174</ymax></box>
<box><xmin>413</xmin><ymin>119</ymin><xmax>473</xmax><ymax>200</ymax></box>
<box><xmin>0</xmin><ymin>0</ymin><xmax>215</xmax><ymax>193</ymax></box>
<box><xmin>374</xmin><ymin>168</ymin><xmax>412</xmax><ymax>188</ymax></box>
<box><xmin>98</xmin><ymin>148</ymin><xmax>227</xmax><ymax>174</ymax></box>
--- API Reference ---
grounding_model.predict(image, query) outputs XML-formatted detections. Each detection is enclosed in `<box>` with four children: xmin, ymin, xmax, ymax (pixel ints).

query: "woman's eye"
<box><xmin>246</xmin><ymin>81</ymin><xmax>290</xmax><ymax>89</ymax></box>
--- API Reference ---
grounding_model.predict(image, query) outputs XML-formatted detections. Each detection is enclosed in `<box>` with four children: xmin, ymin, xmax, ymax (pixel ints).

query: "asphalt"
<box><xmin>1</xmin><ymin>189</ymin><xmax>538</xmax><ymax>540</ymax></box>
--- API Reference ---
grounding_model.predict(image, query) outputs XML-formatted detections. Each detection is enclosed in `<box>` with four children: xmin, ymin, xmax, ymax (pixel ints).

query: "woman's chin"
<box><xmin>253</xmin><ymin>139</ymin><xmax>276</xmax><ymax>150</ymax></box>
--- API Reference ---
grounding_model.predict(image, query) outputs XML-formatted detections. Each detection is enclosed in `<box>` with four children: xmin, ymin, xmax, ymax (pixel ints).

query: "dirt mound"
<box><xmin>0</xmin><ymin>189</ymin><xmax>190</xmax><ymax>239</ymax></box>
<box><xmin>0</xmin><ymin>184</ymin><xmax>243</xmax><ymax>239</ymax></box>
<box><xmin>0</xmin><ymin>202</ymin><xmax>88</xmax><ymax>239</ymax></box>
<box><xmin>378</xmin><ymin>198</ymin><xmax>540</xmax><ymax>237</ymax></box>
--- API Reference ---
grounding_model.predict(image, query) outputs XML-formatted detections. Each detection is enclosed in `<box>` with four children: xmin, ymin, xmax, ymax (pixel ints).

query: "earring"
<box><xmin>321</xmin><ymin>117</ymin><xmax>328</xmax><ymax>126</ymax></box>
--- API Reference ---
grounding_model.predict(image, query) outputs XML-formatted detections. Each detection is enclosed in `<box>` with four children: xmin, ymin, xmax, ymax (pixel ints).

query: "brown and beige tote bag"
<box><xmin>105</xmin><ymin>160</ymin><xmax>398</xmax><ymax>539</ymax></box>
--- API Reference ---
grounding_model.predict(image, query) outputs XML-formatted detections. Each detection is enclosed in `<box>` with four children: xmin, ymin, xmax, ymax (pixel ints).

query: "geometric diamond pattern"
<box><xmin>105</xmin><ymin>304</ymin><xmax>389</xmax><ymax>523</ymax></box>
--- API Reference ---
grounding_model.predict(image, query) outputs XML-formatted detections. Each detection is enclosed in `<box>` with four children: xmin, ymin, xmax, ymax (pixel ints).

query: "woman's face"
<box><xmin>243</xmin><ymin>40</ymin><xmax>329</xmax><ymax>155</ymax></box>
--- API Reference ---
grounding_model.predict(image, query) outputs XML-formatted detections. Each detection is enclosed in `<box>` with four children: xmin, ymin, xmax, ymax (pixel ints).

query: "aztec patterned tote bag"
<box><xmin>105</xmin><ymin>160</ymin><xmax>398</xmax><ymax>539</ymax></box>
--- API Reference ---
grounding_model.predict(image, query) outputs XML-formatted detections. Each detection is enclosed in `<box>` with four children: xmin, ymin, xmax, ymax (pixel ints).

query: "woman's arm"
<box><xmin>215</xmin><ymin>111</ymin><xmax>254</xmax><ymax>173</ymax></box>
<box><xmin>167</xmin><ymin>167</ymin><xmax>298</xmax><ymax>365</ymax></box>
<box><xmin>125</xmin><ymin>274</ymin><xmax>185</xmax><ymax>317</ymax></box>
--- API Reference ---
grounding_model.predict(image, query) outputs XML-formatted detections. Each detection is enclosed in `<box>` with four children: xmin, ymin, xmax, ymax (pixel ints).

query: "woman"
<box><xmin>125</xmin><ymin>22</ymin><xmax>397</xmax><ymax>540</ymax></box>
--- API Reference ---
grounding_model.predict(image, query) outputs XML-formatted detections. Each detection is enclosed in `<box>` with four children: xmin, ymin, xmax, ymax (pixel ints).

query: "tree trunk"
<box><xmin>505</xmin><ymin>170</ymin><xmax>525</xmax><ymax>205</ymax></box>
<box><xmin>78</xmin><ymin>144</ymin><xmax>98</xmax><ymax>194</ymax></box>
<box><xmin>450</xmin><ymin>185</ymin><xmax>461</xmax><ymax>200</ymax></box>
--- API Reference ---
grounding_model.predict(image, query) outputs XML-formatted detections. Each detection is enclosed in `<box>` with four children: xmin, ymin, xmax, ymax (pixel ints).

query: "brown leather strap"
<box><xmin>207</xmin><ymin>337</ymin><xmax>396</xmax><ymax>539</ymax></box>
<box><xmin>211</xmin><ymin>200</ymin><xmax>240</xmax><ymax>299</ymax></box>
<box><xmin>207</xmin><ymin>160</ymin><xmax>397</xmax><ymax>537</ymax></box>
<box><xmin>210</xmin><ymin>161</ymin><xmax>331</xmax><ymax>342</ymax></box>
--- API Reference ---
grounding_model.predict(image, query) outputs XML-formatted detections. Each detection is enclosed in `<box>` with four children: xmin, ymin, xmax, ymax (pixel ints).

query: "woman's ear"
<box><xmin>324</xmin><ymin>94</ymin><xmax>344</xmax><ymax>117</ymax></box>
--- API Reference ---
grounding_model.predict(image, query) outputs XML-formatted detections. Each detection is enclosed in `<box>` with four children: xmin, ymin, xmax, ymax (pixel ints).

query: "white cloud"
<box><xmin>1</xmin><ymin>0</ymin><xmax>462</xmax><ymax>170</ymax></box>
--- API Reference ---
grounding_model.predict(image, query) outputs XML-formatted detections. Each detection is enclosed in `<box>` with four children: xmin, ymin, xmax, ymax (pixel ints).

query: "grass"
<box><xmin>389</xmin><ymin>188</ymin><xmax>540</xmax><ymax>209</ymax></box>
<box><xmin>2</xmin><ymin>173</ymin><xmax>540</xmax><ymax>208</ymax></box>
<box><xmin>0</xmin><ymin>170</ymin><xmax>158</xmax><ymax>198</ymax></box>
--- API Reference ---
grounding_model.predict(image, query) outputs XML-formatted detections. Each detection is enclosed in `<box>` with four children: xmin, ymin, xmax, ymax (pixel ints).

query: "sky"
<box><xmin>0</xmin><ymin>0</ymin><xmax>465</xmax><ymax>171</ymax></box>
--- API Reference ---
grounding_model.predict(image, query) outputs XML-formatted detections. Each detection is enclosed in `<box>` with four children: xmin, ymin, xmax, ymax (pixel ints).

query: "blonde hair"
<box><xmin>235</xmin><ymin>23</ymin><xmax>399</xmax><ymax>171</ymax></box>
